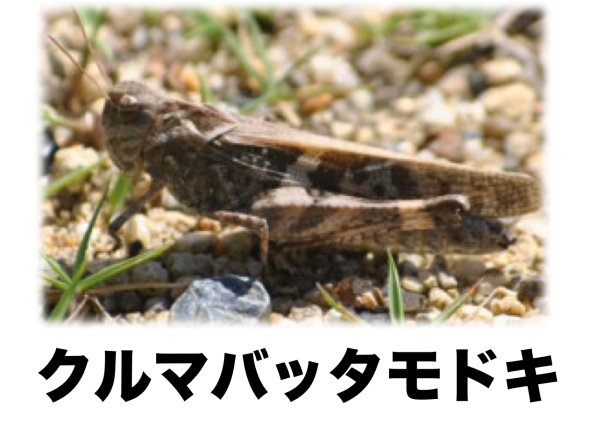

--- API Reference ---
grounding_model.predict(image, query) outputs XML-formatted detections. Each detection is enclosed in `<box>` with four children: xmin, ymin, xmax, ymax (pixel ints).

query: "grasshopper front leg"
<box><xmin>108</xmin><ymin>180</ymin><xmax>165</xmax><ymax>249</ymax></box>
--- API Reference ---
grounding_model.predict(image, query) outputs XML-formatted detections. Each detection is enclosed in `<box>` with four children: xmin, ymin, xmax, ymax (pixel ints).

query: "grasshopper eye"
<box><xmin>116</xmin><ymin>93</ymin><xmax>140</xmax><ymax>120</ymax></box>
<box><xmin>119</xmin><ymin>93</ymin><xmax>139</xmax><ymax>109</ymax></box>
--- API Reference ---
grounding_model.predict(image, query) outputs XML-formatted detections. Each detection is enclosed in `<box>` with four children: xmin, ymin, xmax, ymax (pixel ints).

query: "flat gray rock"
<box><xmin>171</xmin><ymin>277</ymin><xmax>270</xmax><ymax>324</ymax></box>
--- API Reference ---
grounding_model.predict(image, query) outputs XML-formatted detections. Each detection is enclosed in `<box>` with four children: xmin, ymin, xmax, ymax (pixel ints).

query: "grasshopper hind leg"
<box><xmin>213</xmin><ymin>211</ymin><xmax>270</xmax><ymax>267</ymax></box>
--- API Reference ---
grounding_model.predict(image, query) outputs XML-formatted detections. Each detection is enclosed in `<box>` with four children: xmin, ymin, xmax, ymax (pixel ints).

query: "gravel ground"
<box><xmin>41</xmin><ymin>8</ymin><xmax>545</xmax><ymax>325</ymax></box>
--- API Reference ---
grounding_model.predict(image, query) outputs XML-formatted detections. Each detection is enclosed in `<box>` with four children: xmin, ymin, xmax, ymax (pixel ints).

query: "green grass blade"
<box><xmin>74</xmin><ymin>0</ymin><xmax>99</xmax><ymax>31</ymax></box>
<box><xmin>42</xmin><ymin>274</ymin><xmax>69</xmax><ymax>291</ymax></box>
<box><xmin>41</xmin><ymin>105</ymin><xmax>82</xmax><ymax>131</ymax></box>
<box><xmin>276</xmin><ymin>38</ymin><xmax>328</xmax><ymax>86</ymax></box>
<box><xmin>191</xmin><ymin>10</ymin><xmax>266</xmax><ymax>89</ymax></box>
<box><xmin>387</xmin><ymin>250</ymin><xmax>405</xmax><ymax>324</ymax></box>
<box><xmin>43</xmin><ymin>158</ymin><xmax>106</xmax><ymax>199</ymax></box>
<box><xmin>142</xmin><ymin>8</ymin><xmax>160</xmax><ymax>27</ymax></box>
<box><xmin>42</xmin><ymin>253</ymin><xmax>72</xmax><ymax>284</ymax></box>
<box><xmin>316</xmin><ymin>283</ymin><xmax>366</xmax><ymax>325</ymax></box>
<box><xmin>242</xmin><ymin>11</ymin><xmax>274</xmax><ymax>89</ymax></box>
<box><xmin>197</xmin><ymin>70</ymin><xmax>216</xmax><ymax>104</ymax></box>
<box><xmin>49</xmin><ymin>181</ymin><xmax>110</xmax><ymax>321</ymax></box>
<box><xmin>72</xmin><ymin>181</ymin><xmax>110</xmax><ymax>280</ymax></box>
<box><xmin>77</xmin><ymin>243</ymin><xmax>173</xmax><ymax>292</ymax></box>
<box><xmin>104</xmin><ymin>172</ymin><xmax>134</xmax><ymax>224</ymax></box>
<box><xmin>240</xmin><ymin>39</ymin><xmax>328</xmax><ymax>113</ymax></box>
<box><xmin>48</xmin><ymin>278</ymin><xmax>81</xmax><ymax>321</ymax></box>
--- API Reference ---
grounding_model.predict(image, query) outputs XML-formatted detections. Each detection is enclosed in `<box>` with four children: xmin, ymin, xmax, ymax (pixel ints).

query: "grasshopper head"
<box><xmin>101</xmin><ymin>81</ymin><xmax>160</xmax><ymax>173</ymax></box>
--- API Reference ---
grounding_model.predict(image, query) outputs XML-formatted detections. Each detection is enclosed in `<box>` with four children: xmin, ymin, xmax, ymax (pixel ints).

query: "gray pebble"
<box><xmin>401</xmin><ymin>290</ymin><xmax>427</xmax><ymax>312</ymax></box>
<box><xmin>174</xmin><ymin>231</ymin><xmax>217</xmax><ymax>254</ymax></box>
<box><xmin>246</xmin><ymin>259</ymin><xmax>264</xmax><ymax>278</ymax></box>
<box><xmin>131</xmin><ymin>261</ymin><xmax>170</xmax><ymax>296</ymax></box>
<box><xmin>452</xmin><ymin>258</ymin><xmax>486</xmax><ymax>284</ymax></box>
<box><xmin>218</xmin><ymin>228</ymin><xmax>255</xmax><ymax>259</ymax></box>
<box><xmin>271</xmin><ymin>296</ymin><xmax>294</xmax><ymax>315</ymax></box>
<box><xmin>359</xmin><ymin>311</ymin><xmax>391</xmax><ymax>325</ymax></box>
<box><xmin>517</xmin><ymin>275</ymin><xmax>545</xmax><ymax>302</ymax></box>
<box><xmin>102</xmin><ymin>291</ymin><xmax>144</xmax><ymax>314</ymax></box>
<box><xmin>171</xmin><ymin>277</ymin><xmax>270</xmax><ymax>324</ymax></box>
<box><xmin>166</xmin><ymin>252</ymin><xmax>215</xmax><ymax>278</ymax></box>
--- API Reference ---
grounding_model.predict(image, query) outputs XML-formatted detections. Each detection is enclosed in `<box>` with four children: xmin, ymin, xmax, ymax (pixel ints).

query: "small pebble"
<box><xmin>490</xmin><ymin>295</ymin><xmax>526</xmax><ymax>316</ymax></box>
<box><xmin>419</xmin><ymin>270</ymin><xmax>438</xmax><ymax>289</ymax></box>
<box><xmin>438</xmin><ymin>271</ymin><xmax>458</xmax><ymax>290</ymax></box>
<box><xmin>144</xmin><ymin>296</ymin><xmax>171</xmax><ymax>312</ymax></box>
<box><xmin>415</xmin><ymin>308</ymin><xmax>441</xmax><ymax>322</ymax></box>
<box><xmin>428</xmin><ymin>287</ymin><xmax>453</xmax><ymax>310</ymax></box>
<box><xmin>452</xmin><ymin>258</ymin><xmax>486</xmax><ymax>284</ymax></box>
<box><xmin>102</xmin><ymin>291</ymin><xmax>144</xmax><ymax>314</ymax></box>
<box><xmin>123</xmin><ymin>214</ymin><xmax>152</xmax><ymax>248</ymax></box>
<box><xmin>131</xmin><ymin>261</ymin><xmax>170</xmax><ymax>296</ymax></box>
<box><xmin>394</xmin><ymin>97</ymin><xmax>417</xmax><ymax>115</ymax></box>
<box><xmin>348</xmin><ymin>89</ymin><xmax>374</xmax><ymax>111</ymax></box>
<box><xmin>457</xmin><ymin>305</ymin><xmax>493</xmax><ymax>322</ymax></box>
<box><xmin>300</xmin><ymin>92</ymin><xmax>333</xmax><ymax>115</ymax></box>
<box><xmin>517</xmin><ymin>275</ymin><xmax>545</xmax><ymax>302</ymax></box>
<box><xmin>355</xmin><ymin>126</ymin><xmax>375</xmax><ymax>144</ymax></box>
<box><xmin>216</xmin><ymin>227</ymin><xmax>255</xmax><ymax>259</ymax></box>
<box><xmin>480</xmin><ymin>58</ymin><xmax>524</xmax><ymax>85</ymax></box>
<box><xmin>289</xmin><ymin>303</ymin><xmax>324</xmax><ymax>322</ymax></box>
<box><xmin>53</xmin><ymin>145</ymin><xmax>100</xmax><ymax>193</ymax></box>
<box><xmin>401</xmin><ymin>276</ymin><xmax>425</xmax><ymax>294</ymax></box>
<box><xmin>420</xmin><ymin>102</ymin><xmax>457</xmax><ymax>128</ymax></box>
<box><xmin>399</xmin><ymin>291</ymin><xmax>427</xmax><ymax>312</ymax></box>
<box><xmin>271</xmin><ymin>297</ymin><xmax>294</xmax><ymax>315</ymax></box>
<box><xmin>145</xmin><ymin>311</ymin><xmax>172</xmax><ymax>331</ymax></box>
<box><xmin>333</xmin><ymin>277</ymin><xmax>383</xmax><ymax>309</ymax></box>
<box><xmin>439</xmin><ymin>66</ymin><xmax>471</xmax><ymax>97</ymax></box>
<box><xmin>504</xmin><ymin>131</ymin><xmax>537</xmax><ymax>164</ymax></box>
<box><xmin>171</xmin><ymin>277</ymin><xmax>270</xmax><ymax>324</ymax></box>
<box><xmin>166</xmin><ymin>252</ymin><xmax>216</xmax><ymax>278</ymax></box>
<box><xmin>331</xmin><ymin>121</ymin><xmax>355</xmax><ymax>139</ymax></box>
<box><xmin>323</xmin><ymin>309</ymin><xmax>344</xmax><ymax>324</ymax></box>
<box><xmin>491</xmin><ymin>286</ymin><xmax>517</xmax><ymax>299</ymax></box>
<box><xmin>174</xmin><ymin>231</ymin><xmax>217</xmax><ymax>254</ymax></box>
<box><xmin>481</xmin><ymin>82</ymin><xmax>537</xmax><ymax>123</ymax></box>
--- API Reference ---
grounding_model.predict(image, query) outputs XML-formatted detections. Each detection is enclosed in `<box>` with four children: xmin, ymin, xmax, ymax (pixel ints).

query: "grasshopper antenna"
<box><xmin>47</xmin><ymin>35</ymin><xmax>111</xmax><ymax>103</ymax></box>
<box><xmin>72</xmin><ymin>8</ymin><xmax>113</xmax><ymax>91</ymax></box>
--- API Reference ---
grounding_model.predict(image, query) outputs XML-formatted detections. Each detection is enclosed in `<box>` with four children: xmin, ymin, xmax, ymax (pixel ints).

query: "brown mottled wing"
<box><xmin>197</xmin><ymin>109</ymin><xmax>541</xmax><ymax>218</ymax></box>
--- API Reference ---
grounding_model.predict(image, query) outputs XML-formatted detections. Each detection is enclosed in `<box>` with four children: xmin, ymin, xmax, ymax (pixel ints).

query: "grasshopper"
<box><xmin>49</xmin><ymin>12</ymin><xmax>542</xmax><ymax>265</ymax></box>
